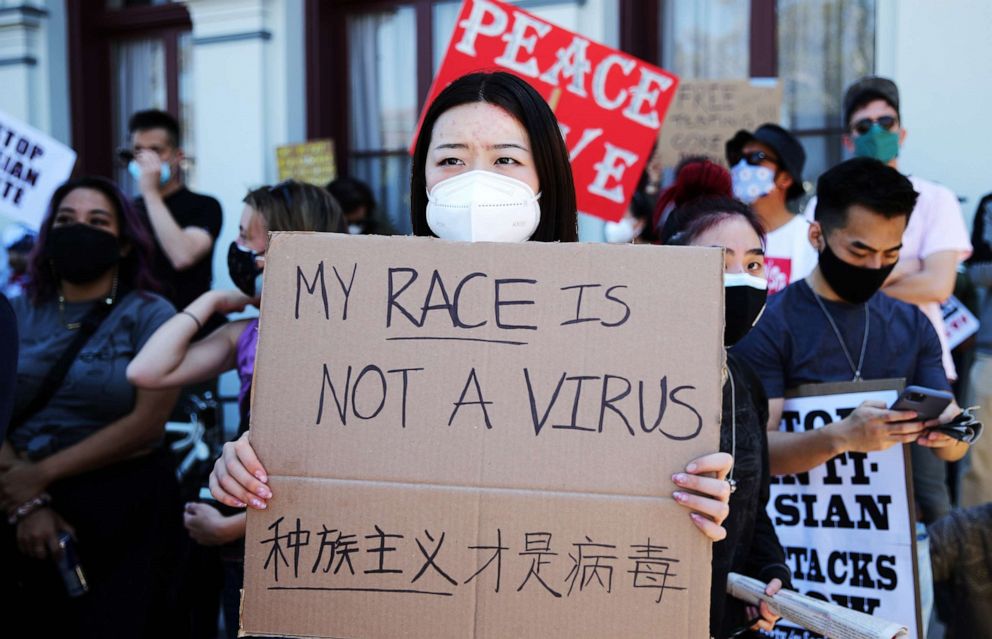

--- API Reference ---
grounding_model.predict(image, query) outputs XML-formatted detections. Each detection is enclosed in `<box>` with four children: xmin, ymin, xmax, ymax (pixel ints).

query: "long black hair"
<box><xmin>410</xmin><ymin>71</ymin><xmax>577</xmax><ymax>242</ymax></box>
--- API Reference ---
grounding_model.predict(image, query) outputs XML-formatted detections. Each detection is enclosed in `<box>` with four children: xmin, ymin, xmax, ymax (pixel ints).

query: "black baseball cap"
<box><xmin>843</xmin><ymin>76</ymin><xmax>899</xmax><ymax>126</ymax></box>
<box><xmin>725</xmin><ymin>123</ymin><xmax>806</xmax><ymax>201</ymax></box>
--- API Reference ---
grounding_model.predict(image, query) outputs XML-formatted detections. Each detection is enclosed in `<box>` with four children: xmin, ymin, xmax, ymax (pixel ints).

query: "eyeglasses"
<box><xmin>851</xmin><ymin>115</ymin><xmax>898</xmax><ymax>135</ymax></box>
<box><xmin>268</xmin><ymin>180</ymin><xmax>294</xmax><ymax>208</ymax></box>
<box><xmin>735</xmin><ymin>150</ymin><xmax>778</xmax><ymax>167</ymax></box>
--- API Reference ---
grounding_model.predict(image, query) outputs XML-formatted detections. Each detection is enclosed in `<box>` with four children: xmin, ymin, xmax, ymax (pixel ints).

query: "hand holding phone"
<box><xmin>889</xmin><ymin>386</ymin><xmax>953</xmax><ymax>423</ymax></box>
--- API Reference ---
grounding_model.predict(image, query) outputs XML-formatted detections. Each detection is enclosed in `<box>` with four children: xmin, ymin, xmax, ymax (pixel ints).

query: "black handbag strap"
<box><xmin>9</xmin><ymin>296</ymin><xmax>119</xmax><ymax>432</ymax></box>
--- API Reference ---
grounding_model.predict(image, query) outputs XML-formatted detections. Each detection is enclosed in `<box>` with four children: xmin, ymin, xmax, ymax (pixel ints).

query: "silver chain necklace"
<box><xmin>808</xmin><ymin>280</ymin><xmax>870</xmax><ymax>381</ymax></box>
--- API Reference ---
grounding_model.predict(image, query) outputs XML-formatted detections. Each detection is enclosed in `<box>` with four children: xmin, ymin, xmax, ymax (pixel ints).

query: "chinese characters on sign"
<box><xmin>260</xmin><ymin>519</ymin><xmax>686</xmax><ymax>605</ymax></box>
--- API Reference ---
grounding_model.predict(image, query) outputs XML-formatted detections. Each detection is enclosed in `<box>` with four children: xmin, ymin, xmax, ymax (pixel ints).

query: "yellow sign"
<box><xmin>276</xmin><ymin>139</ymin><xmax>337</xmax><ymax>186</ymax></box>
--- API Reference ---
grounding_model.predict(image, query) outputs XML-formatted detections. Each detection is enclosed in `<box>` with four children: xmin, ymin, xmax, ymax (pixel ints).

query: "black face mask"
<box><xmin>724</xmin><ymin>274</ymin><xmax>768</xmax><ymax>346</ymax></box>
<box><xmin>819</xmin><ymin>239</ymin><xmax>896</xmax><ymax>304</ymax></box>
<box><xmin>47</xmin><ymin>224</ymin><xmax>121</xmax><ymax>284</ymax></box>
<box><xmin>227</xmin><ymin>241</ymin><xmax>263</xmax><ymax>297</ymax></box>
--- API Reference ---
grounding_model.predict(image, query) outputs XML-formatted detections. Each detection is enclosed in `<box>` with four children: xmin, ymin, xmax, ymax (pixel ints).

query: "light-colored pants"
<box><xmin>916</xmin><ymin>522</ymin><xmax>933</xmax><ymax>633</ymax></box>
<box><xmin>962</xmin><ymin>352</ymin><xmax>992</xmax><ymax>507</ymax></box>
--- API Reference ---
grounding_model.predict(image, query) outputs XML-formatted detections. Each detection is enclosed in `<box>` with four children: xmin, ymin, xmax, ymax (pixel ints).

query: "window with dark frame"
<box><xmin>308</xmin><ymin>0</ymin><xmax>625</xmax><ymax>235</ymax></box>
<box><xmin>308</xmin><ymin>0</ymin><xmax>876</xmax><ymax>231</ymax></box>
<box><xmin>68</xmin><ymin>0</ymin><xmax>192</xmax><ymax>181</ymax></box>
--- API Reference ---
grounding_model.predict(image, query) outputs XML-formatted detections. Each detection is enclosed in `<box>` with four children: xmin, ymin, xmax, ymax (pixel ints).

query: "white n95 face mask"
<box><xmin>426</xmin><ymin>170</ymin><xmax>541</xmax><ymax>243</ymax></box>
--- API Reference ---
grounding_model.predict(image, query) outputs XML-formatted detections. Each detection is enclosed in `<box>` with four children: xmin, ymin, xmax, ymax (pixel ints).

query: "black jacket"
<box><xmin>710</xmin><ymin>352</ymin><xmax>791</xmax><ymax>638</ymax></box>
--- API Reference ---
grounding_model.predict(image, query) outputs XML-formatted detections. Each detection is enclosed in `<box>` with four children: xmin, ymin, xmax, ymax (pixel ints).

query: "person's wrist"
<box><xmin>34</xmin><ymin>457</ymin><xmax>59</xmax><ymax>487</ymax></box>
<box><xmin>188</xmin><ymin>292</ymin><xmax>219</xmax><ymax>317</ymax></box>
<box><xmin>141</xmin><ymin>182</ymin><xmax>162</xmax><ymax>199</ymax></box>
<box><xmin>7</xmin><ymin>493</ymin><xmax>52</xmax><ymax>525</ymax></box>
<box><xmin>825</xmin><ymin>420</ymin><xmax>850</xmax><ymax>456</ymax></box>
<box><xmin>220</xmin><ymin>514</ymin><xmax>244</xmax><ymax>542</ymax></box>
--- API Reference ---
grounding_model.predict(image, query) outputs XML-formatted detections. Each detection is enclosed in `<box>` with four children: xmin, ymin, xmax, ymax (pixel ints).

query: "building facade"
<box><xmin>2</xmin><ymin>0</ymin><xmax>990</xmax><ymax>271</ymax></box>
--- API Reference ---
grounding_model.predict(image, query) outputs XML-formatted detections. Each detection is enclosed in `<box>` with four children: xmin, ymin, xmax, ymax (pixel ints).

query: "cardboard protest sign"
<box><xmin>941</xmin><ymin>295</ymin><xmax>979</xmax><ymax>351</ymax></box>
<box><xmin>0</xmin><ymin>110</ymin><xmax>77</xmax><ymax>228</ymax></box>
<box><xmin>276</xmin><ymin>140</ymin><xmax>337</xmax><ymax>186</ymax></box>
<box><xmin>416</xmin><ymin>0</ymin><xmax>679</xmax><ymax>223</ymax></box>
<box><xmin>766</xmin><ymin>381</ymin><xmax>923</xmax><ymax>639</ymax></box>
<box><xmin>242</xmin><ymin>234</ymin><xmax>725</xmax><ymax>638</ymax></box>
<box><xmin>654</xmin><ymin>80</ymin><xmax>782</xmax><ymax>170</ymax></box>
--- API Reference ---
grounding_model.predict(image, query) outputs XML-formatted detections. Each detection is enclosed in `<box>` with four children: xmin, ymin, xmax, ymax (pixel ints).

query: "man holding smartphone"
<box><xmin>734</xmin><ymin>158</ymin><xmax>969</xmax><ymax>502</ymax></box>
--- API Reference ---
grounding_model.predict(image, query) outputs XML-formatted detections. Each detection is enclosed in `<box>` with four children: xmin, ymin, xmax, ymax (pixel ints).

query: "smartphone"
<box><xmin>890</xmin><ymin>385</ymin><xmax>954</xmax><ymax>422</ymax></box>
<box><xmin>56</xmin><ymin>532</ymin><xmax>89</xmax><ymax>598</ymax></box>
<box><xmin>116</xmin><ymin>148</ymin><xmax>135</xmax><ymax>166</ymax></box>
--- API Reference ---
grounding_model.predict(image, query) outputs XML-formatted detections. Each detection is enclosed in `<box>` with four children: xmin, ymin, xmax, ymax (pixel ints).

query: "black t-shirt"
<box><xmin>732</xmin><ymin>279</ymin><xmax>949</xmax><ymax>396</ymax></box>
<box><xmin>711</xmin><ymin>353</ymin><xmax>790</xmax><ymax>638</ymax></box>
<box><xmin>135</xmin><ymin>187</ymin><xmax>223</xmax><ymax>313</ymax></box>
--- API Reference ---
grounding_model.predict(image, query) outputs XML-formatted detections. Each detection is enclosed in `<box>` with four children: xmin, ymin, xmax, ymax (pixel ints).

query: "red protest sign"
<box><xmin>414</xmin><ymin>0</ymin><xmax>679</xmax><ymax>223</ymax></box>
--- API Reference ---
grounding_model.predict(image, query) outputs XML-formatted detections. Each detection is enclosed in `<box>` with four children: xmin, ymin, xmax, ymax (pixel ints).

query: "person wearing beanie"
<box><xmin>726</xmin><ymin>124</ymin><xmax>815</xmax><ymax>293</ymax></box>
<box><xmin>650</xmin><ymin>155</ymin><xmax>732</xmax><ymax>240</ymax></box>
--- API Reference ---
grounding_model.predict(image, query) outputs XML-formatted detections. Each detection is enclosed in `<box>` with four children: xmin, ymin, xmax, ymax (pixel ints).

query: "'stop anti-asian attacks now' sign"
<box><xmin>415</xmin><ymin>0</ymin><xmax>680</xmax><ymax>223</ymax></box>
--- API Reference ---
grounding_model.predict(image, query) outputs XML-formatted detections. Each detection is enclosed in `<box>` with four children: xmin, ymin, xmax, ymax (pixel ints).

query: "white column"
<box><xmin>186</xmin><ymin>0</ymin><xmax>272</xmax><ymax>212</ymax></box>
<box><xmin>185</xmin><ymin>0</ymin><xmax>306</xmax><ymax>279</ymax></box>
<box><xmin>875</xmin><ymin>0</ymin><xmax>992</xmax><ymax>220</ymax></box>
<box><xmin>185</xmin><ymin>0</ymin><xmax>304</xmax><ymax>428</ymax></box>
<box><xmin>0</xmin><ymin>2</ymin><xmax>45</xmax><ymax>125</ymax></box>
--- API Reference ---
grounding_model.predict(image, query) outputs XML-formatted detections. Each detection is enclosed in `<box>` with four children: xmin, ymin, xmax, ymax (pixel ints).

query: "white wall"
<box><xmin>0</xmin><ymin>1</ymin><xmax>69</xmax><ymax>141</ymax></box>
<box><xmin>186</xmin><ymin>0</ymin><xmax>306</xmax><ymax>295</ymax></box>
<box><xmin>876</xmin><ymin>0</ymin><xmax>992</xmax><ymax>224</ymax></box>
<box><xmin>185</xmin><ymin>0</ymin><xmax>305</xmax><ymax>430</ymax></box>
<box><xmin>0</xmin><ymin>1</ymin><xmax>70</xmax><ymax>244</ymax></box>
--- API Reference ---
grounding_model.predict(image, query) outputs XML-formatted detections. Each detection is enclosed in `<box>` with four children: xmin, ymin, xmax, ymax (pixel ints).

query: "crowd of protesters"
<box><xmin>0</xmin><ymin>71</ymin><xmax>990</xmax><ymax>639</ymax></box>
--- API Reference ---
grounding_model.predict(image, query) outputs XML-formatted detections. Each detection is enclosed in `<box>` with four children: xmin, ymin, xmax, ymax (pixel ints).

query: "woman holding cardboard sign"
<box><xmin>209</xmin><ymin>72</ymin><xmax>736</xmax><ymax>554</ymax></box>
<box><xmin>658</xmin><ymin>160</ymin><xmax>790</xmax><ymax>637</ymax></box>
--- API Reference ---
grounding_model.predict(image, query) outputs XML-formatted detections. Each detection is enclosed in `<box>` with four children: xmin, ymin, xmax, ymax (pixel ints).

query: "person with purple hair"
<box><xmin>0</xmin><ymin>177</ymin><xmax>183</xmax><ymax>638</ymax></box>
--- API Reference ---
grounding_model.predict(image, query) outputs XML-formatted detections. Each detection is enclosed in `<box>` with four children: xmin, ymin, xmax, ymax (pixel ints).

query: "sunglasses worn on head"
<box><xmin>852</xmin><ymin>115</ymin><xmax>898</xmax><ymax>135</ymax></box>
<box><xmin>268</xmin><ymin>180</ymin><xmax>294</xmax><ymax>208</ymax></box>
<box><xmin>735</xmin><ymin>150</ymin><xmax>778</xmax><ymax>167</ymax></box>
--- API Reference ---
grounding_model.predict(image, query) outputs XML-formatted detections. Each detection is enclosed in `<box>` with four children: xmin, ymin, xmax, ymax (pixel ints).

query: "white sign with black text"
<box><xmin>941</xmin><ymin>295</ymin><xmax>979</xmax><ymax>351</ymax></box>
<box><xmin>765</xmin><ymin>381</ymin><xmax>922</xmax><ymax>639</ymax></box>
<box><xmin>0</xmin><ymin>109</ymin><xmax>77</xmax><ymax>228</ymax></box>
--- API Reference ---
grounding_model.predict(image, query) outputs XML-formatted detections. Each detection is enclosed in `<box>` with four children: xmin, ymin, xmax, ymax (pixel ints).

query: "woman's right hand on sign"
<box><xmin>210</xmin><ymin>431</ymin><xmax>271</xmax><ymax>509</ymax></box>
<box><xmin>671</xmin><ymin>452</ymin><xmax>733</xmax><ymax>542</ymax></box>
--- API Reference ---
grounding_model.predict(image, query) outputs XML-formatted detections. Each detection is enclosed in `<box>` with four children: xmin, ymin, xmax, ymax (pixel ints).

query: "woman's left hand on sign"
<box><xmin>670</xmin><ymin>451</ymin><xmax>733</xmax><ymax>542</ymax></box>
<box><xmin>209</xmin><ymin>431</ymin><xmax>271</xmax><ymax>510</ymax></box>
<box><xmin>0</xmin><ymin>462</ymin><xmax>50</xmax><ymax>511</ymax></box>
